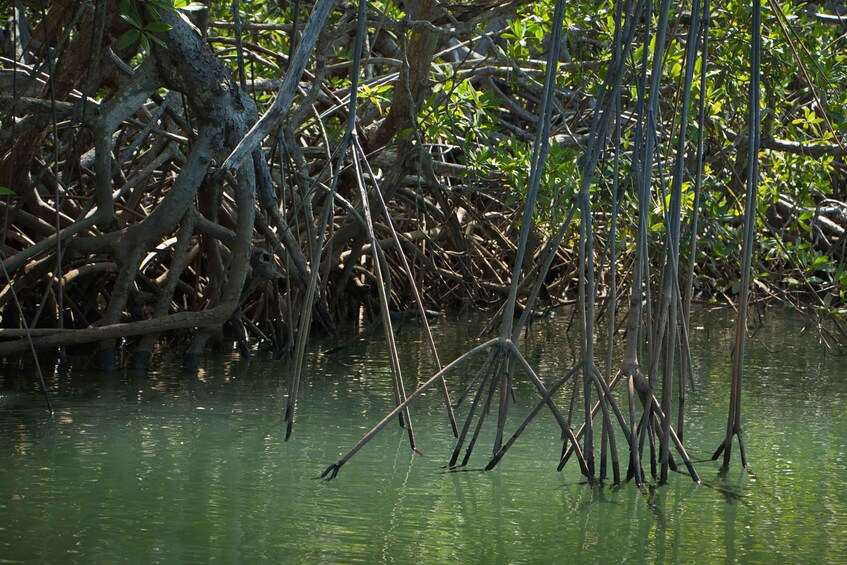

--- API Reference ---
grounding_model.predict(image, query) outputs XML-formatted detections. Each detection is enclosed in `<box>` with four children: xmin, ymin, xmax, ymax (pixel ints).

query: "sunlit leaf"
<box><xmin>176</xmin><ymin>1</ymin><xmax>207</xmax><ymax>10</ymax></box>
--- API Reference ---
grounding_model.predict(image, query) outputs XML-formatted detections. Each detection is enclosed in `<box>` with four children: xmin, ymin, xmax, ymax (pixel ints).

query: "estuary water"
<box><xmin>0</xmin><ymin>309</ymin><xmax>845</xmax><ymax>563</ymax></box>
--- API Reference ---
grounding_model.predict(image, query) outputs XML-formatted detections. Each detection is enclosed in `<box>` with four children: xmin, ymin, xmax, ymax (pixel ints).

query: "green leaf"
<box><xmin>119</xmin><ymin>0</ymin><xmax>143</xmax><ymax>28</ymax></box>
<box><xmin>148</xmin><ymin>33</ymin><xmax>168</xmax><ymax>49</ymax></box>
<box><xmin>144</xmin><ymin>21</ymin><xmax>172</xmax><ymax>33</ymax></box>
<box><xmin>0</xmin><ymin>186</ymin><xmax>14</xmax><ymax>195</ymax></box>
<box><xmin>116</xmin><ymin>29</ymin><xmax>140</xmax><ymax>51</ymax></box>
<box><xmin>143</xmin><ymin>3</ymin><xmax>161</xmax><ymax>20</ymax></box>
<box><xmin>120</xmin><ymin>12</ymin><xmax>142</xmax><ymax>29</ymax></box>
<box><xmin>139</xmin><ymin>33</ymin><xmax>151</xmax><ymax>56</ymax></box>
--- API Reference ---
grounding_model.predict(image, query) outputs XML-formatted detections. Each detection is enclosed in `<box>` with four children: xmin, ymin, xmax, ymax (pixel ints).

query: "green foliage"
<box><xmin>651</xmin><ymin>0</ymin><xmax>847</xmax><ymax>308</ymax></box>
<box><xmin>117</xmin><ymin>0</ymin><xmax>206</xmax><ymax>56</ymax></box>
<box><xmin>501</xmin><ymin>15</ymin><xmax>545</xmax><ymax>61</ymax></box>
<box><xmin>118</xmin><ymin>0</ymin><xmax>173</xmax><ymax>56</ymax></box>
<box><xmin>174</xmin><ymin>1</ymin><xmax>207</xmax><ymax>10</ymax></box>
<box><xmin>108</xmin><ymin>0</ymin><xmax>844</xmax><ymax>311</ymax></box>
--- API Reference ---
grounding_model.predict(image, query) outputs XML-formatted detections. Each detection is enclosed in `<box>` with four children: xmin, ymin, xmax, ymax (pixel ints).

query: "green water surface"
<box><xmin>1</xmin><ymin>310</ymin><xmax>845</xmax><ymax>563</ymax></box>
